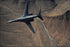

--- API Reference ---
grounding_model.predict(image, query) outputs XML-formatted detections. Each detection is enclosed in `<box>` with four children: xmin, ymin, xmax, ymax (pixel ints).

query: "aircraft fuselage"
<box><xmin>8</xmin><ymin>15</ymin><xmax>38</xmax><ymax>23</ymax></box>
<box><xmin>18</xmin><ymin>15</ymin><xmax>37</xmax><ymax>20</ymax></box>
<box><xmin>8</xmin><ymin>0</ymin><xmax>43</xmax><ymax>33</ymax></box>
<box><xmin>17</xmin><ymin>15</ymin><xmax>37</xmax><ymax>22</ymax></box>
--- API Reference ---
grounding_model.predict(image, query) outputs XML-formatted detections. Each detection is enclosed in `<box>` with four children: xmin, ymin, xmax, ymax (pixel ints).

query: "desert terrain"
<box><xmin>0</xmin><ymin>0</ymin><xmax>70</xmax><ymax>47</ymax></box>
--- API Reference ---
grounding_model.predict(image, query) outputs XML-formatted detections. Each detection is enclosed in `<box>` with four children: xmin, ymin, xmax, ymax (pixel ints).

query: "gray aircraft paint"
<box><xmin>8</xmin><ymin>0</ymin><xmax>43</xmax><ymax>33</ymax></box>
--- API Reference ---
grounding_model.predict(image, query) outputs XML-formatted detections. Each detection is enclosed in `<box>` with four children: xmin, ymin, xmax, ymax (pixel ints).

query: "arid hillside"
<box><xmin>0</xmin><ymin>0</ymin><xmax>70</xmax><ymax>47</ymax></box>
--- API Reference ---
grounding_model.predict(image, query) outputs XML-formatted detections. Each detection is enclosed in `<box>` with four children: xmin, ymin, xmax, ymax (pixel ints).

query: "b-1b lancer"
<box><xmin>8</xmin><ymin>0</ymin><xmax>43</xmax><ymax>33</ymax></box>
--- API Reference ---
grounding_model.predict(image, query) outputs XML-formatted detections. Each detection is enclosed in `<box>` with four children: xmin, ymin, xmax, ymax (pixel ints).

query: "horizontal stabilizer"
<box><xmin>38</xmin><ymin>9</ymin><xmax>43</xmax><ymax>20</ymax></box>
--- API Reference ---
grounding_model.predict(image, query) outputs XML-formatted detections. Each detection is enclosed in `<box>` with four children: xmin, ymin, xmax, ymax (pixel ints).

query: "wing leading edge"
<box><xmin>26</xmin><ymin>22</ymin><xmax>35</xmax><ymax>33</ymax></box>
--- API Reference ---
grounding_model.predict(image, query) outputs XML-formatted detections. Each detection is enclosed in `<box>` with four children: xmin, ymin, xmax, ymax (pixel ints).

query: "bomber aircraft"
<box><xmin>8</xmin><ymin>0</ymin><xmax>43</xmax><ymax>33</ymax></box>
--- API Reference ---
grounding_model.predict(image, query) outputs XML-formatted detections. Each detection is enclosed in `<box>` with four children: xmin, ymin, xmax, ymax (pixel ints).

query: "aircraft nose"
<box><xmin>8</xmin><ymin>21</ymin><xmax>12</xmax><ymax>23</ymax></box>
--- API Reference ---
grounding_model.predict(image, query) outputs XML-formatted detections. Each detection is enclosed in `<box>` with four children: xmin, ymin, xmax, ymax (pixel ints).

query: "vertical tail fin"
<box><xmin>38</xmin><ymin>9</ymin><xmax>43</xmax><ymax>20</ymax></box>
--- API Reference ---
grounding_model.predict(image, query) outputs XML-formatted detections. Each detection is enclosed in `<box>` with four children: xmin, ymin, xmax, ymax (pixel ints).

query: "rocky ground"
<box><xmin>0</xmin><ymin>0</ymin><xmax>70</xmax><ymax>47</ymax></box>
